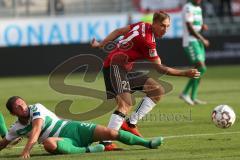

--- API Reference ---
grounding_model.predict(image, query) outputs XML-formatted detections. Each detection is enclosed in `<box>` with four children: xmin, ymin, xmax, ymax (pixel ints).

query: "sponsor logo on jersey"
<box><xmin>33</xmin><ymin>112</ymin><xmax>40</xmax><ymax>117</ymax></box>
<box><xmin>149</xmin><ymin>49</ymin><xmax>157</xmax><ymax>57</ymax></box>
<box><xmin>30</xmin><ymin>105</ymin><xmax>38</xmax><ymax>112</ymax></box>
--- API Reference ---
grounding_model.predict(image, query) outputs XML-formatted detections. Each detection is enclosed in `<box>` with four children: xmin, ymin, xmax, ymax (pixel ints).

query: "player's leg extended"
<box><xmin>102</xmin><ymin>92</ymin><xmax>133</xmax><ymax>150</ymax></box>
<box><xmin>103</xmin><ymin>65</ymin><xmax>134</xmax><ymax>131</ymax></box>
<box><xmin>93</xmin><ymin>125</ymin><xmax>163</xmax><ymax>149</ymax></box>
<box><xmin>0</xmin><ymin>113</ymin><xmax>8</xmax><ymax>138</ymax></box>
<box><xmin>127</xmin><ymin>78</ymin><xmax>162</xmax><ymax>126</ymax></box>
<box><xmin>102</xmin><ymin>65</ymin><xmax>134</xmax><ymax>150</ymax></box>
<box><xmin>108</xmin><ymin>93</ymin><xmax>133</xmax><ymax>131</ymax></box>
<box><xmin>43</xmin><ymin>137</ymin><xmax>104</xmax><ymax>154</ymax></box>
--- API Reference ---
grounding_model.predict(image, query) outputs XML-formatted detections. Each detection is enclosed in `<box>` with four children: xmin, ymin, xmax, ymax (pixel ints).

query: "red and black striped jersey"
<box><xmin>103</xmin><ymin>22</ymin><xmax>159</xmax><ymax>71</ymax></box>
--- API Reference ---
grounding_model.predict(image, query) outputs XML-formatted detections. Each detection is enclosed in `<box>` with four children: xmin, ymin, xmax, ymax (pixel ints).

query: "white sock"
<box><xmin>107</xmin><ymin>113</ymin><xmax>125</xmax><ymax>130</ymax></box>
<box><xmin>129</xmin><ymin>96</ymin><xmax>156</xmax><ymax>125</ymax></box>
<box><xmin>103</xmin><ymin>113</ymin><xmax>125</xmax><ymax>143</ymax></box>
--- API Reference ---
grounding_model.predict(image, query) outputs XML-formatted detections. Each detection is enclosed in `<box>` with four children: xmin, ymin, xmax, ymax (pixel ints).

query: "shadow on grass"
<box><xmin>0</xmin><ymin>148</ymin><xmax>150</xmax><ymax>159</ymax></box>
<box><xmin>0</xmin><ymin>153</ymin><xmax>51</xmax><ymax>159</ymax></box>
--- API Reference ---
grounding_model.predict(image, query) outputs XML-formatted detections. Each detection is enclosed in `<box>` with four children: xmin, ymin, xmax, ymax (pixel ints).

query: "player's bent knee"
<box><xmin>117</xmin><ymin>105</ymin><xmax>130</xmax><ymax>115</ymax></box>
<box><xmin>116</xmin><ymin>101</ymin><xmax>131</xmax><ymax>114</ymax></box>
<box><xmin>154</xmin><ymin>85</ymin><xmax>164</xmax><ymax>101</ymax></box>
<box><xmin>43</xmin><ymin>138</ymin><xmax>58</xmax><ymax>154</ymax></box>
<box><xmin>147</xmin><ymin>85</ymin><xmax>164</xmax><ymax>102</ymax></box>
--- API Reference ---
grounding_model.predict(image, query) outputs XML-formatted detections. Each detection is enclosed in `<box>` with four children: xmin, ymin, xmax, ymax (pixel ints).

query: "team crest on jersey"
<box><xmin>149</xmin><ymin>49</ymin><xmax>157</xmax><ymax>57</ymax></box>
<box><xmin>30</xmin><ymin>105</ymin><xmax>38</xmax><ymax>112</ymax></box>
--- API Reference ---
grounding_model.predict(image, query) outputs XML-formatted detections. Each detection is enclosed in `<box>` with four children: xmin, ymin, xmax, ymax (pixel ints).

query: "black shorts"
<box><xmin>103</xmin><ymin>65</ymin><xmax>149</xmax><ymax>99</ymax></box>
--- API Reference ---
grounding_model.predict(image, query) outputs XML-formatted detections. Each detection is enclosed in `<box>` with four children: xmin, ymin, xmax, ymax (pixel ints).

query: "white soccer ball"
<box><xmin>211</xmin><ymin>105</ymin><xmax>236</xmax><ymax>128</ymax></box>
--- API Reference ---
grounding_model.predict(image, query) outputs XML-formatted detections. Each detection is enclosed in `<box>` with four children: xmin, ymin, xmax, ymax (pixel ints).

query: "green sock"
<box><xmin>56</xmin><ymin>138</ymin><xmax>87</xmax><ymax>154</ymax></box>
<box><xmin>183</xmin><ymin>79</ymin><xmax>194</xmax><ymax>95</ymax></box>
<box><xmin>118</xmin><ymin>130</ymin><xmax>150</xmax><ymax>148</ymax></box>
<box><xmin>191</xmin><ymin>66</ymin><xmax>207</xmax><ymax>100</ymax></box>
<box><xmin>191</xmin><ymin>78</ymin><xmax>200</xmax><ymax>100</ymax></box>
<box><xmin>0</xmin><ymin>113</ymin><xmax>8</xmax><ymax>138</ymax></box>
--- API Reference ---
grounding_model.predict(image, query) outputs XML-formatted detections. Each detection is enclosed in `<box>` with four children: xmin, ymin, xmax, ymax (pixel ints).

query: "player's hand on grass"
<box><xmin>184</xmin><ymin>69</ymin><xmax>200</xmax><ymax>78</ymax></box>
<box><xmin>21</xmin><ymin>149</ymin><xmax>30</xmax><ymax>159</ymax></box>
<box><xmin>91</xmin><ymin>38</ymin><xmax>101</xmax><ymax>48</ymax></box>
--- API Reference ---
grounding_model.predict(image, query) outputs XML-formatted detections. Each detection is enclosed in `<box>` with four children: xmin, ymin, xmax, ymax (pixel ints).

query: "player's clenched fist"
<box><xmin>184</xmin><ymin>69</ymin><xmax>200</xmax><ymax>78</ymax></box>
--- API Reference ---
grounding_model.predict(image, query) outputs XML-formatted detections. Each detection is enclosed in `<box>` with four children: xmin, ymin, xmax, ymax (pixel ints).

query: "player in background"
<box><xmin>91</xmin><ymin>11</ymin><xmax>200</xmax><ymax>150</ymax></box>
<box><xmin>141</xmin><ymin>8</ymin><xmax>153</xmax><ymax>23</ymax></box>
<box><xmin>0</xmin><ymin>113</ymin><xmax>8</xmax><ymax>138</ymax></box>
<box><xmin>179</xmin><ymin>0</ymin><xmax>210</xmax><ymax>105</ymax></box>
<box><xmin>0</xmin><ymin>96</ymin><xmax>163</xmax><ymax>159</ymax></box>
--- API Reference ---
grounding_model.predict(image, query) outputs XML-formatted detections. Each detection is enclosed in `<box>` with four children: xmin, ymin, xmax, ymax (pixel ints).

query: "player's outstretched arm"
<box><xmin>21</xmin><ymin>119</ymin><xmax>43</xmax><ymax>159</ymax></box>
<box><xmin>91</xmin><ymin>25</ymin><xmax>131</xmax><ymax>48</ymax></box>
<box><xmin>152</xmin><ymin>58</ymin><xmax>200</xmax><ymax>78</ymax></box>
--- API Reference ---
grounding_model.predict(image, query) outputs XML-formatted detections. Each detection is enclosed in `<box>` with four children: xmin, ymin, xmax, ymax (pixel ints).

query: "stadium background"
<box><xmin>0</xmin><ymin>0</ymin><xmax>240</xmax><ymax>160</ymax></box>
<box><xmin>0</xmin><ymin>0</ymin><xmax>240</xmax><ymax>75</ymax></box>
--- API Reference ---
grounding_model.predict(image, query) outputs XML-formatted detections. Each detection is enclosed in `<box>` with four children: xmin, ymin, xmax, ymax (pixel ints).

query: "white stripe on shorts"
<box><xmin>113</xmin><ymin>65</ymin><xmax>122</xmax><ymax>93</ymax></box>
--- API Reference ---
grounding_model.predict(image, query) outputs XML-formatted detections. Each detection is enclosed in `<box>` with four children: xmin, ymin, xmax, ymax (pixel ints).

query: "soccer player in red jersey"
<box><xmin>91</xmin><ymin>11</ymin><xmax>200</xmax><ymax>151</ymax></box>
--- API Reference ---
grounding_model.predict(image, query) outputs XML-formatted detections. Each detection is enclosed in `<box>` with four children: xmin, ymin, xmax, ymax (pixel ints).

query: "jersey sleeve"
<box><xmin>183</xmin><ymin>5</ymin><xmax>194</xmax><ymax>23</ymax></box>
<box><xmin>148</xmin><ymin>49</ymin><xmax>160</xmax><ymax>62</ymax></box>
<box><xmin>145</xmin><ymin>39</ymin><xmax>160</xmax><ymax>62</ymax></box>
<box><xmin>129</xmin><ymin>22</ymin><xmax>143</xmax><ymax>30</ymax></box>
<box><xmin>30</xmin><ymin>103</ymin><xmax>46</xmax><ymax>121</ymax></box>
<box><xmin>5</xmin><ymin>124</ymin><xmax>19</xmax><ymax>141</ymax></box>
<box><xmin>134</xmin><ymin>32</ymin><xmax>160</xmax><ymax>62</ymax></box>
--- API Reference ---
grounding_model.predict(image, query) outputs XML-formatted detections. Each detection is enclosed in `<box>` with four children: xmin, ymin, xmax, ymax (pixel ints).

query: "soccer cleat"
<box><xmin>179</xmin><ymin>94</ymin><xmax>195</xmax><ymax>106</ymax></box>
<box><xmin>149</xmin><ymin>137</ymin><xmax>164</xmax><ymax>149</ymax></box>
<box><xmin>88</xmin><ymin>144</ymin><xmax>105</xmax><ymax>153</ymax></box>
<box><xmin>102</xmin><ymin>142</ymin><xmax>123</xmax><ymax>151</ymax></box>
<box><xmin>193</xmin><ymin>99</ymin><xmax>207</xmax><ymax>105</ymax></box>
<box><xmin>121</xmin><ymin>120</ymin><xmax>143</xmax><ymax>137</ymax></box>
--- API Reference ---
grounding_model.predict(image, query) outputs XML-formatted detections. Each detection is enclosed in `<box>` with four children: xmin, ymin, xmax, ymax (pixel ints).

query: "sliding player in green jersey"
<box><xmin>0</xmin><ymin>96</ymin><xmax>163</xmax><ymax>159</ymax></box>
<box><xmin>180</xmin><ymin>0</ymin><xmax>210</xmax><ymax>105</ymax></box>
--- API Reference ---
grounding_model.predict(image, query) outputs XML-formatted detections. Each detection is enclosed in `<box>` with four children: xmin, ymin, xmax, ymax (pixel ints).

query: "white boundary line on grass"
<box><xmin>162</xmin><ymin>131</ymin><xmax>240</xmax><ymax>139</ymax></box>
<box><xmin>11</xmin><ymin>131</ymin><xmax>240</xmax><ymax>150</ymax></box>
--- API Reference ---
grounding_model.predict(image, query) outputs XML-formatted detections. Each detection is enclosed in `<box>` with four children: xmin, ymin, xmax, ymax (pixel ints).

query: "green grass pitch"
<box><xmin>0</xmin><ymin>65</ymin><xmax>239</xmax><ymax>160</ymax></box>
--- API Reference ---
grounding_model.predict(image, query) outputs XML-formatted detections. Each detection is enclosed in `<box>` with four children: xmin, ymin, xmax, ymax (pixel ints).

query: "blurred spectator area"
<box><xmin>133</xmin><ymin>0</ymin><xmax>186</xmax><ymax>12</ymax></box>
<box><xmin>1</xmin><ymin>0</ymin><xmax>239</xmax><ymax>17</ymax></box>
<box><xmin>0</xmin><ymin>0</ymin><xmax>240</xmax><ymax>36</ymax></box>
<box><xmin>0</xmin><ymin>0</ymin><xmax>136</xmax><ymax>17</ymax></box>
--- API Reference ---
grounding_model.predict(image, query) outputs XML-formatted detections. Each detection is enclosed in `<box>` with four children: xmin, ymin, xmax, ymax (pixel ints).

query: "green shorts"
<box><xmin>184</xmin><ymin>40</ymin><xmax>205</xmax><ymax>64</ymax></box>
<box><xmin>59</xmin><ymin>121</ymin><xmax>97</xmax><ymax>147</ymax></box>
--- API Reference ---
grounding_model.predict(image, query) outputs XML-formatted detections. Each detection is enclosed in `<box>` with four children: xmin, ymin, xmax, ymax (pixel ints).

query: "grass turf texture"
<box><xmin>0</xmin><ymin>65</ymin><xmax>239</xmax><ymax>160</ymax></box>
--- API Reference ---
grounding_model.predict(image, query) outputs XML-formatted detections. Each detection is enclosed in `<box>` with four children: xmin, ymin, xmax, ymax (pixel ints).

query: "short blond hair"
<box><xmin>153</xmin><ymin>11</ymin><xmax>170</xmax><ymax>23</ymax></box>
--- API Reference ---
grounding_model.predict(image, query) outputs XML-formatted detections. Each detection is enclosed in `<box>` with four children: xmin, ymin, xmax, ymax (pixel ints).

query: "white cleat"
<box><xmin>179</xmin><ymin>94</ymin><xmax>195</xmax><ymax>106</ymax></box>
<box><xmin>193</xmin><ymin>99</ymin><xmax>207</xmax><ymax>105</ymax></box>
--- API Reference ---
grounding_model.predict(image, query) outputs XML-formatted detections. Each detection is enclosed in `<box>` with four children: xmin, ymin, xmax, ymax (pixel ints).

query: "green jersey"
<box><xmin>6</xmin><ymin>103</ymin><xmax>68</xmax><ymax>143</ymax></box>
<box><xmin>182</xmin><ymin>2</ymin><xmax>203</xmax><ymax>47</ymax></box>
